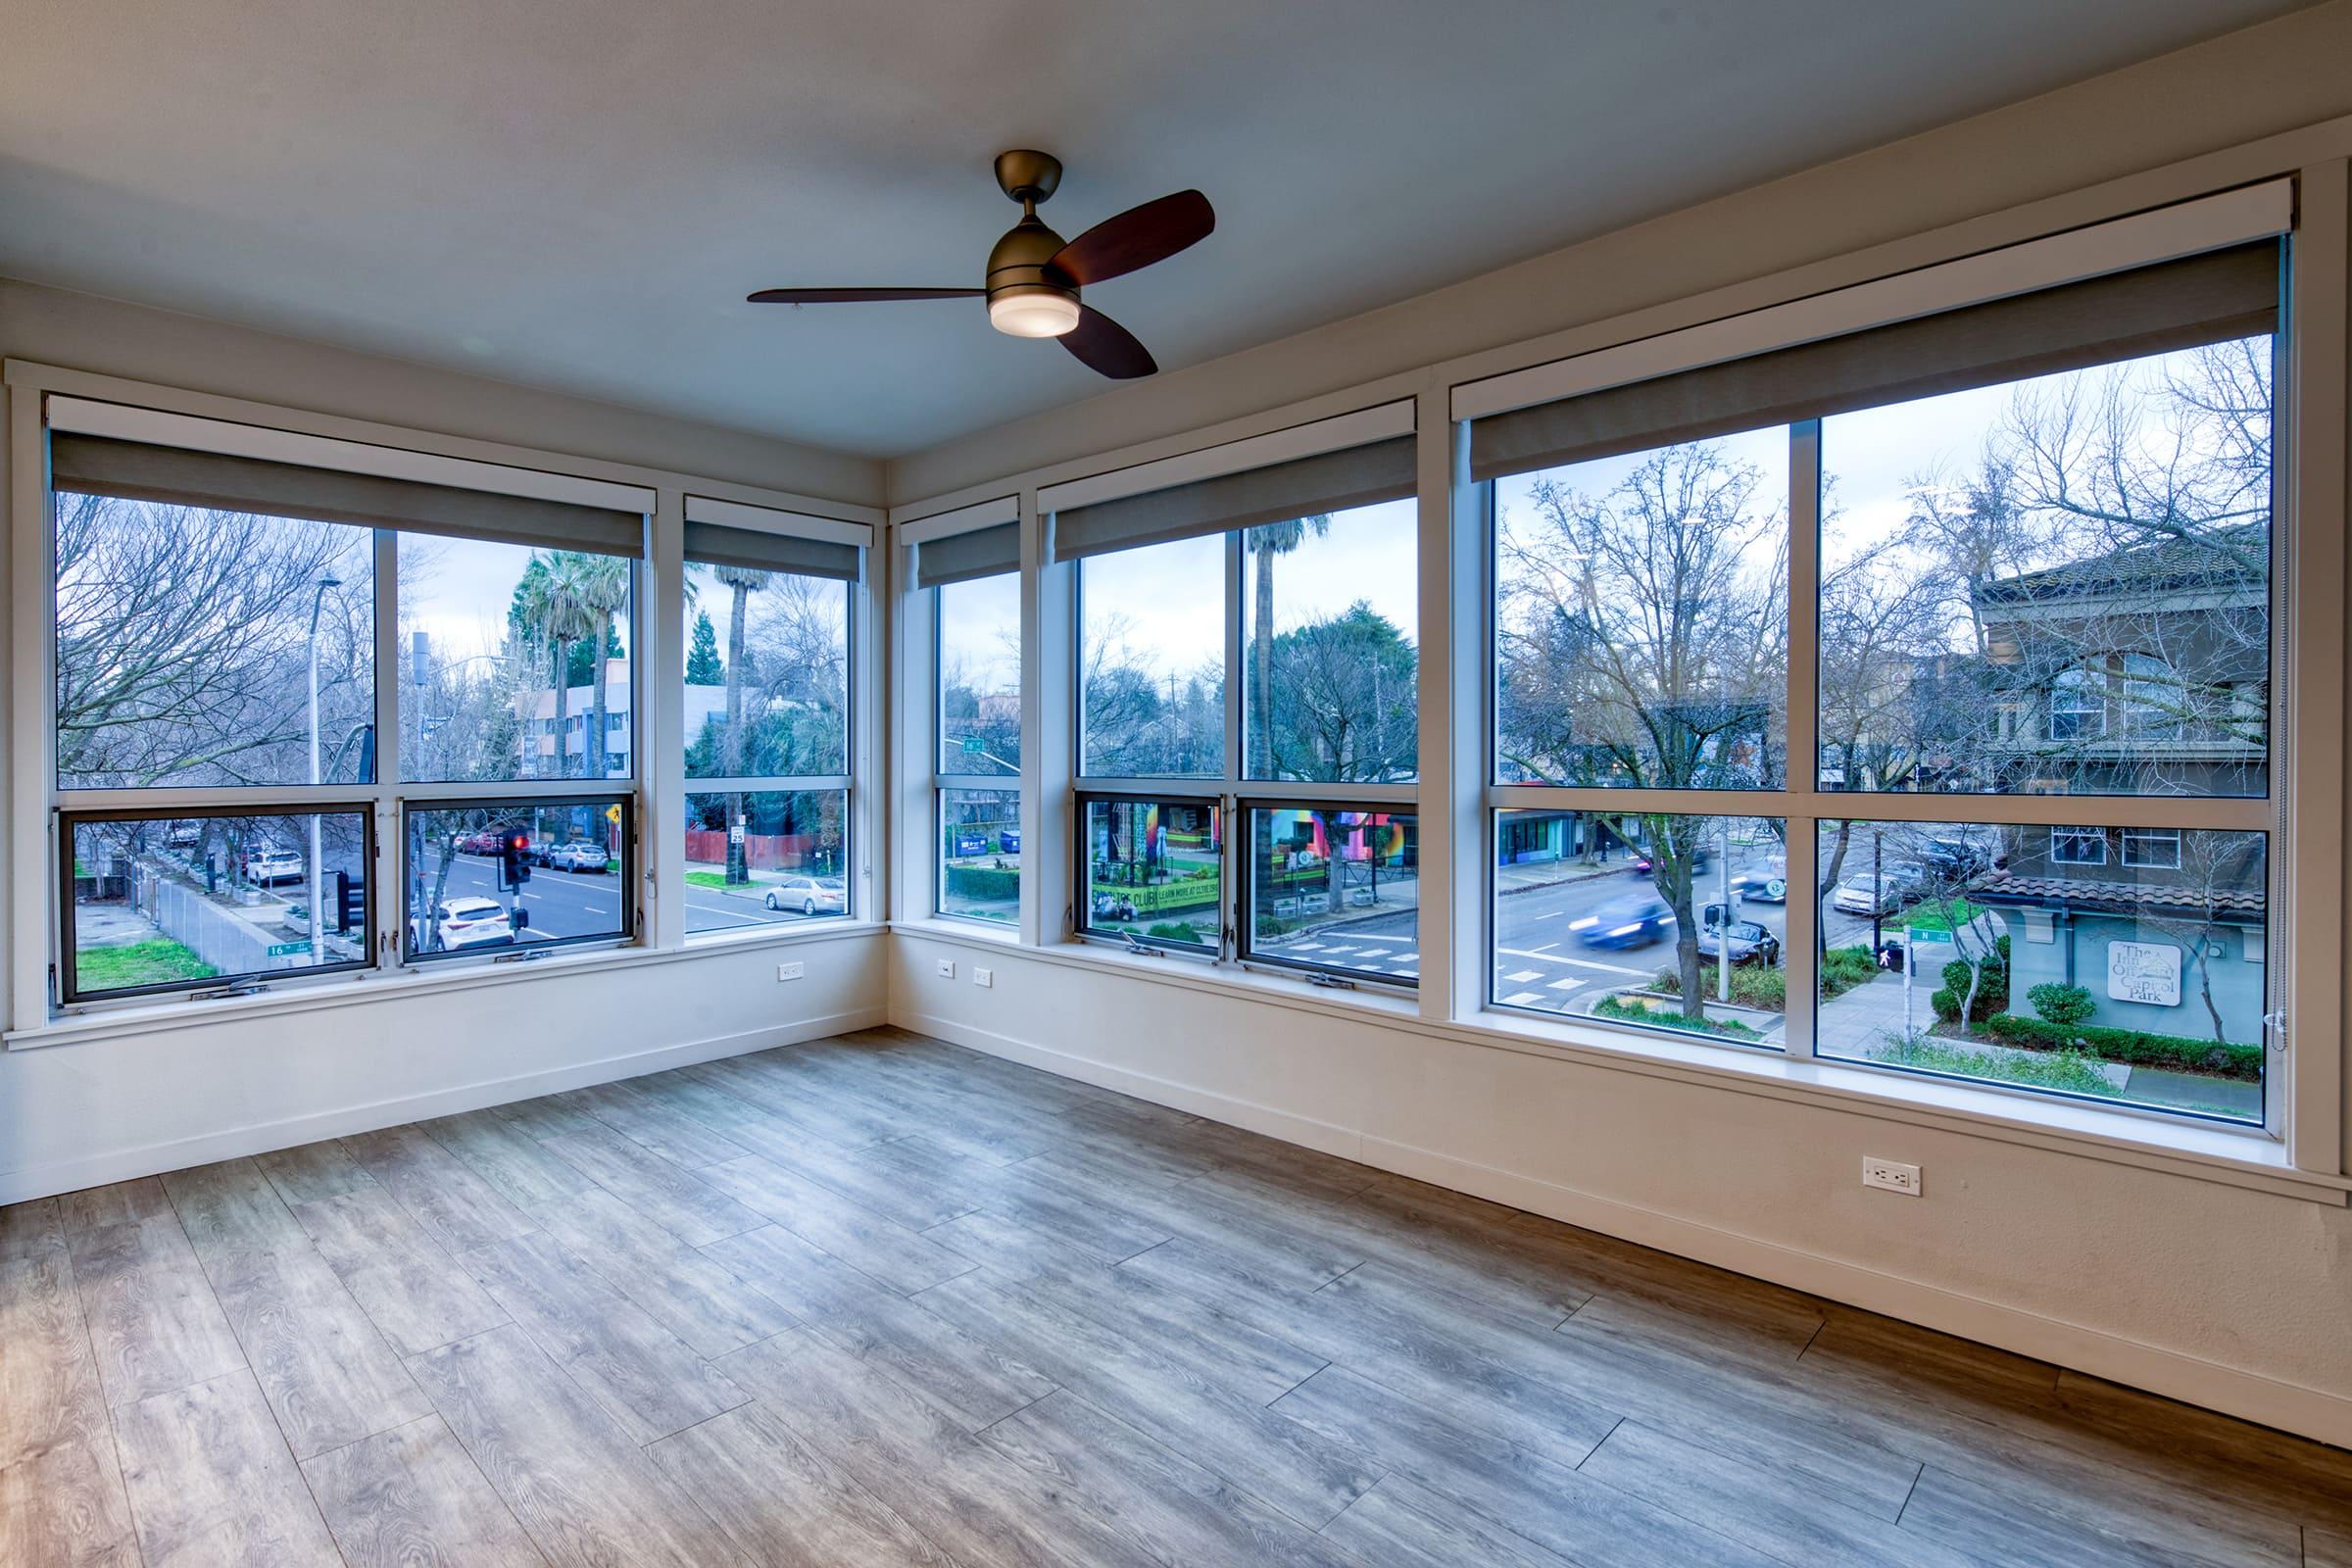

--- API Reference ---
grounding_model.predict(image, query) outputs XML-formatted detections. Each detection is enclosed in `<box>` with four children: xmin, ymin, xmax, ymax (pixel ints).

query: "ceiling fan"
<box><xmin>747</xmin><ymin>150</ymin><xmax>1213</xmax><ymax>380</ymax></box>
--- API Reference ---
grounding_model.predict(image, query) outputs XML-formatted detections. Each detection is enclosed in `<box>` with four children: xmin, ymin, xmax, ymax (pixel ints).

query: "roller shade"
<box><xmin>1052</xmin><ymin>434</ymin><xmax>1417</xmax><ymax>562</ymax></box>
<box><xmin>915</xmin><ymin>520</ymin><xmax>1021</xmax><ymax>588</ymax></box>
<box><xmin>49</xmin><ymin>433</ymin><xmax>646</xmax><ymax>555</ymax></box>
<box><xmin>683</xmin><ymin>520</ymin><xmax>860</xmax><ymax>581</ymax></box>
<box><xmin>1470</xmin><ymin>240</ymin><xmax>2280</xmax><ymax>483</ymax></box>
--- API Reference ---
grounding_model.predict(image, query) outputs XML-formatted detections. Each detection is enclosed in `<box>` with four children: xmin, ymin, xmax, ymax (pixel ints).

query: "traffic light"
<box><xmin>333</xmin><ymin>870</ymin><xmax>365</xmax><ymax>933</ymax></box>
<box><xmin>500</xmin><ymin>830</ymin><xmax>532</xmax><ymax>890</ymax></box>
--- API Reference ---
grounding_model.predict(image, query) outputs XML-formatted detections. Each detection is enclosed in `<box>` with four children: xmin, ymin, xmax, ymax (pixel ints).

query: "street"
<box><xmin>421</xmin><ymin>853</ymin><xmax>834</xmax><ymax>946</ymax></box>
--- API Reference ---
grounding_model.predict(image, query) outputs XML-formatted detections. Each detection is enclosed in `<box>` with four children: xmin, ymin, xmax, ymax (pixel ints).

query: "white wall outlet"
<box><xmin>936</xmin><ymin>958</ymin><xmax>956</xmax><ymax>979</ymax></box>
<box><xmin>1862</xmin><ymin>1156</ymin><xmax>1923</xmax><ymax>1197</ymax></box>
<box><xmin>775</xmin><ymin>961</ymin><xmax>803</xmax><ymax>982</ymax></box>
<box><xmin>973</xmin><ymin>966</ymin><xmax>993</xmax><ymax>988</ymax></box>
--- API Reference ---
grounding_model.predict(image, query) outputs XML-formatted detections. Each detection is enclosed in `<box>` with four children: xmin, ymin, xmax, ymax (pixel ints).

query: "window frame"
<box><xmin>1233</xmin><ymin>798</ymin><xmax>1421</xmax><ymax>992</ymax></box>
<box><xmin>56</xmin><ymin>802</ymin><xmax>380</xmax><ymax>1004</ymax></box>
<box><xmin>399</xmin><ymin>790</ymin><xmax>636</xmax><ymax>963</ymax></box>
<box><xmin>2051</xmin><ymin>825</ymin><xmax>2112</xmax><ymax>865</ymax></box>
<box><xmin>2121</xmin><ymin>824</ymin><xmax>2185</xmax><ymax>869</ymax></box>
<box><xmin>932</xmin><ymin>569</ymin><xmax>1025</xmax><ymax>928</ymax></box>
<box><xmin>677</xmin><ymin>548</ymin><xmax>859</xmax><ymax>938</ymax></box>
<box><xmin>1071</xmin><ymin>789</ymin><xmax>1224</xmax><ymax>956</ymax></box>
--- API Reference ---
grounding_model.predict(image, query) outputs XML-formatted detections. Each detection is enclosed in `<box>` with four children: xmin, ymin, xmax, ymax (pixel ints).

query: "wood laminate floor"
<box><xmin>3</xmin><ymin>1026</ymin><xmax>2346</xmax><ymax>1566</ymax></box>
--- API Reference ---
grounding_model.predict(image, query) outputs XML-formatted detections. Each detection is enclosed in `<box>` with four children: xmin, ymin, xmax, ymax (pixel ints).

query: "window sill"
<box><xmin>889</xmin><ymin>922</ymin><xmax>2349</xmax><ymax>1205</ymax></box>
<box><xmin>7</xmin><ymin>920</ymin><xmax>888</xmax><ymax>1052</ymax></box>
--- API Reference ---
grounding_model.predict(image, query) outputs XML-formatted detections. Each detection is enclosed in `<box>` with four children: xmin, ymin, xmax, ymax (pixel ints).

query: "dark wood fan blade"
<box><xmin>1060</xmin><ymin>306</ymin><xmax>1157</xmax><ymax>379</ymax></box>
<box><xmin>1048</xmin><ymin>190</ymin><xmax>1214</xmax><ymax>286</ymax></box>
<box><xmin>746</xmin><ymin>286</ymin><xmax>984</xmax><ymax>303</ymax></box>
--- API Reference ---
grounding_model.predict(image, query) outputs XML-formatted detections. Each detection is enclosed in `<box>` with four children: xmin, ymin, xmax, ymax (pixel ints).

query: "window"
<box><xmin>2123</xmin><ymin>825</ymin><xmax>2183</xmax><ymax>869</ymax></box>
<box><xmin>402</xmin><ymin>796</ymin><xmax>631</xmax><ymax>958</ymax></box>
<box><xmin>1813</xmin><ymin>820</ymin><xmax>2265</xmax><ymax>1123</ymax></box>
<box><xmin>685</xmin><ymin>790</ymin><xmax>846</xmax><ymax>932</ymax></box>
<box><xmin>1242</xmin><ymin>807</ymin><xmax>1418</xmax><ymax>986</ymax></box>
<box><xmin>2051</xmin><ymin>826</ymin><xmax>2109</xmax><ymax>865</ymax></box>
<box><xmin>1077</xmin><ymin>795</ymin><xmax>1221</xmax><ymax>951</ymax></box>
<box><xmin>43</xmin><ymin>419</ymin><xmax>649</xmax><ymax>1006</ymax></box>
<box><xmin>1495</xmin><ymin>426</ymin><xmax>1788</xmax><ymax>790</ymax></box>
<box><xmin>939</xmin><ymin>788</ymin><xmax>1021</xmax><ymax>923</ymax></box>
<box><xmin>1491</xmin><ymin>811</ymin><xmax>1787</xmax><ymax>1044</ymax></box>
<box><xmin>1244</xmin><ymin>502</ymin><xmax>1419</xmax><ymax>783</ymax></box>
<box><xmin>926</xmin><ymin>515</ymin><xmax>1023</xmax><ymax>925</ymax></box>
<box><xmin>1078</xmin><ymin>533</ymin><xmax>1225</xmax><ymax>779</ymax></box>
<box><xmin>61</xmin><ymin>808</ymin><xmax>372</xmax><ymax>1002</ymax></box>
<box><xmin>1467</xmin><ymin>224</ymin><xmax>2283</xmax><ymax>1124</ymax></box>
<box><xmin>679</xmin><ymin>517</ymin><xmax>858</xmax><ymax>934</ymax></box>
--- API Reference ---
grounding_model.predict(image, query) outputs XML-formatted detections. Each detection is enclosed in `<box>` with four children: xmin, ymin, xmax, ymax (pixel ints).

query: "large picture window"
<box><xmin>43</xmin><ymin>422</ymin><xmax>650</xmax><ymax>1007</ymax></box>
<box><xmin>1475</xmin><ymin>234</ymin><xmax>2282</xmax><ymax>1123</ymax></box>
<box><xmin>679</xmin><ymin>517</ymin><xmax>858</xmax><ymax>935</ymax></box>
<box><xmin>1076</xmin><ymin>794</ymin><xmax>1221</xmax><ymax>951</ymax></box>
<box><xmin>923</xmin><ymin>514</ymin><xmax>1023</xmax><ymax>926</ymax></box>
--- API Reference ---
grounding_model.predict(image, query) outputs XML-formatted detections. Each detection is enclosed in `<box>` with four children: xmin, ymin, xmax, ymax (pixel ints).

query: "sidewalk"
<box><xmin>1495</xmin><ymin>858</ymin><xmax>1632</xmax><ymax>896</ymax></box>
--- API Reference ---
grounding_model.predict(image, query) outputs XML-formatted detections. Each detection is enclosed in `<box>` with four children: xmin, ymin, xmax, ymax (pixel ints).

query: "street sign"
<box><xmin>962</xmin><ymin>734</ymin><xmax>983</xmax><ymax>755</ymax></box>
<box><xmin>266</xmin><ymin>941</ymin><xmax>310</xmax><ymax>957</ymax></box>
<box><xmin>606</xmin><ymin>804</ymin><xmax>623</xmax><ymax>824</ymax></box>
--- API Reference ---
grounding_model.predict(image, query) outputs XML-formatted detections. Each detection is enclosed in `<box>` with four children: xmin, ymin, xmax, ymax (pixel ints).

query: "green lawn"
<box><xmin>1891</xmin><ymin>898</ymin><xmax>1985</xmax><ymax>934</ymax></box>
<box><xmin>76</xmin><ymin>938</ymin><xmax>217</xmax><ymax>992</ymax></box>
<box><xmin>1870</xmin><ymin>1035</ymin><xmax>2121</xmax><ymax>1097</ymax></box>
<box><xmin>684</xmin><ymin>870</ymin><xmax>753</xmax><ymax>892</ymax></box>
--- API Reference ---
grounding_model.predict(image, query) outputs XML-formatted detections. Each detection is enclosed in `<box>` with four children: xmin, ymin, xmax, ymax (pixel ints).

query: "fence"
<box><xmin>682</xmin><ymin>830</ymin><xmax>836</xmax><ymax>871</ymax></box>
<box><xmin>148</xmin><ymin>872</ymin><xmax>293</xmax><ymax>977</ymax></box>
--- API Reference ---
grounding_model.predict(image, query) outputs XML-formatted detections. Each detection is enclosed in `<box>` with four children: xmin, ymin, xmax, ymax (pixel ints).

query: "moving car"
<box><xmin>536</xmin><ymin>839</ymin><xmax>610</xmax><ymax>873</ymax></box>
<box><xmin>421</xmin><ymin>895</ymin><xmax>514</xmax><ymax>951</ymax></box>
<box><xmin>764</xmin><ymin>874</ymin><xmax>848</xmax><ymax>915</ymax></box>
<box><xmin>1698</xmin><ymin>917</ymin><xmax>1782</xmax><ymax>966</ymax></box>
<box><xmin>244</xmin><ymin>846</ymin><xmax>303</xmax><ymax>885</ymax></box>
<box><xmin>1734</xmin><ymin>858</ymin><xmax>1788</xmax><ymax>902</ymax></box>
<box><xmin>1571</xmin><ymin>892</ymin><xmax>1678</xmax><ymax>949</ymax></box>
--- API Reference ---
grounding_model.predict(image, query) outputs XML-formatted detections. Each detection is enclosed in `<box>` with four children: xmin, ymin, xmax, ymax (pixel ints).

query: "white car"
<box><xmin>763</xmin><ymin>875</ymin><xmax>848</xmax><ymax>916</ymax></box>
<box><xmin>245</xmin><ymin>847</ymin><xmax>304</xmax><ymax>885</ymax></box>
<box><xmin>1832</xmin><ymin>874</ymin><xmax>1904</xmax><ymax>917</ymax></box>
<box><xmin>540</xmin><ymin>840</ymin><xmax>610</xmax><ymax>873</ymax></box>
<box><xmin>425</xmin><ymin>896</ymin><xmax>515</xmax><ymax>951</ymax></box>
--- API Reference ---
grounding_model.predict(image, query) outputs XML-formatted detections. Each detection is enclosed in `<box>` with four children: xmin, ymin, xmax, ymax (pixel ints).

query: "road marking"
<box><xmin>583</xmin><ymin>905</ymin><xmax>607</xmax><ymax>913</ymax></box>
<box><xmin>1494</xmin><ymin>946</ymin><xmax>1647</xmax><ymax>976</ymax></box>
<box><xmin>1546</xmin><ymin>976</ymin><xmax>1584</xmax><ymax>992</ymax></box>
<box><xmin>1504</xmin><ymin>969</ymin><xmax>1542</xmax><ymax>983</ymax></box>
<box><xmin>1500</xmin><ymin>991</ymin><xmax>1544</xmax><ymax>1005</ymax></box>
<box><xmin>1530</xmin><ymin>942</ymin><xmax>1559</xmax><ymax>954</ymax></box>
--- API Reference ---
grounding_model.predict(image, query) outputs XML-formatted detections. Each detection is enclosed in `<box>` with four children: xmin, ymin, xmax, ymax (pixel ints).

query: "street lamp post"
<box><xmin>307</xmin><ymin>575</ymin><xmax>342</xmax><ymax>963</ymax></box>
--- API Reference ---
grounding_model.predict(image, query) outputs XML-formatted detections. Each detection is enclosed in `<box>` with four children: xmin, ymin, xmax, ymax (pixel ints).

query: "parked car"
<box><xmin>1571</xmin><ymin>893</ymin><xmax>1678</xmax><ymax>949</ymax></box>
<box><xmin>420</xmin><ymin>896</ymin><xmax>514</xmax><ymax>951</ymax></box>
<box><xmin>1698</xmin><ymin>917</ymin><xmax>1782</xmax><ymax>967</ymax></box>
<box><xmin>536</xmin><ymin>840</ymin><xmax>610</xmax><ymax>873</ymax></box>
<box><xmin>244</xmin><ymin>846</ymin><xmax>304</xmax><ymax>885</ymax></box>
<box><xmin>459</xmin><ymin>828</ymin><xmax>508</xmax><ymax>855</ymax></box>
<box><xmin>1090</xmin><ymin>890</ymin><xmax>1140</xmax><ymax>923</ymax></box>
<box><xmin>1629</xmin><ymin>845</ymin><xmax>1710</xmax><ymax>877</ymax></box>
<box><xmin>764</xmin><ymin>875</ymin><xmax>848</xmax><ymax>916</ymax></box>
<box><xmin>1832</xmin><ymin>874</ymin><xmax>1906</xmax><ymax>916</ymax></box>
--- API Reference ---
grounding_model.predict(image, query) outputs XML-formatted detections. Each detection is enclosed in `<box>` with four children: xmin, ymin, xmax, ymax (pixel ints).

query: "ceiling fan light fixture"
<box><xmin>988</xmin><ymin>284</ymin><xmax>1081</xmax><ymax>338</ymax></box>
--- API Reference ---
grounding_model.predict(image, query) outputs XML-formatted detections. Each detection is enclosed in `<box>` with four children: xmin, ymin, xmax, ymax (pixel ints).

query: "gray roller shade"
<box><xmin>1052</xmin><ymin>434</ymin><xmax>1418</xmax><ymax>562</ymax></box>
<box><xmin>1471</xmin><ymin>240</ymin><xmax>2280</xmax><ymax>482</ymax></box>
<box><xmin>684</xmin><ymin>520</ymin><xmax>860</xmax><ymax>581</ymax></box>
<box><xmin>49</xmin><ymin>433</ymin><xmax>646</xmax><ymax>555</ymax></box>
<box><xmin>915</xmin><ymin>520</ymin><xmax>1021</xmax><ymax>587</ymax></box>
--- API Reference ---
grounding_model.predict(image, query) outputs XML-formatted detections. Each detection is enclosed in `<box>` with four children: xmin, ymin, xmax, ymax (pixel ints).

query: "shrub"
<box><xmin>1146</xmin><ymin>920</ymin><xmax>1203</xmax><ymax>945</ymax></box>
<box><xmin>1931</xmin><ymin>940</ymin><xmax>2009</xmax><ymax>1025</ymax></box>
<box><xmin>1593</xmin><ymin>994</ymin><xmax>1762</xmax><ymax>1040</ymax></box>
<box><xmin>1820</xmin><ymin>945</ymin><xmax>1881</xmax><ymax>998</ymax></box>
<box><xmin>1984</xmin><ymin>1013</ymin><xmax>2263</xmax><ymax>1081</ymax></box>
<box><xmin>1871</xmin><ymin>1036</ymin><xmax>2122</xmax><ymax>1098</ymax></box>
<box><xmin>943</xmin><ymin>864</ymin><xmax>1020</xmax><ymax>903</ymax></box>
<box><xmin>2026</xmin><ymin>983</ymin><xmax>2097</xmax><ymax>1027</ymax></box>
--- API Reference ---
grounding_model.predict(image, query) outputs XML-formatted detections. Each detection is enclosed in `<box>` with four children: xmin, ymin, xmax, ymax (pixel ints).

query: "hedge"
<box><xmin>944</xmin><ymin>865</ymin><xmax>1020</xmax><ymax>902</ymax></box>
<box><xmin>1984</xmin><ymin>1013</ymin><xmax>2263</xmax><ymax>1081</ymax></box>
<box><xmin>1650</xmin><ymin>963</ymin><xmax>1786</xmax><ymax>1010</ymax></box>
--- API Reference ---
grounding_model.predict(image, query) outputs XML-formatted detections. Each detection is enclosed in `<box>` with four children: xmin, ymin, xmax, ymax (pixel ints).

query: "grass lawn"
<box><xmin>1891</xmin><ymin>898</ymin><xmax>1985</xmax><ymax>933</ymax></box>
<box><xmin>1870</xmin><ymin>1035</ymin><xmax>2120</xmax><ymax>1097</ymax></box>
<box><xmin>683</xmin><ymin>870</ymin><xmax>756</xmax><ymax>892</ymax></box>
<box><xmin>76</xmin><ymin>938</ymin><xmax>217</xmax><ymax>991</ymax></box>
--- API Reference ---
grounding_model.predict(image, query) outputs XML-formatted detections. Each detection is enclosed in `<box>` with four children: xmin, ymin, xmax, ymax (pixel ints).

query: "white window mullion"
<box><xmin>369</xmin><ymin>527</ymin><xmax>401</xmax><ymax>973</ymax></box>
<box><xmin>649</xmin><ymin>489</ymin><xmax>687</xmax><ymax>949</ymax></box>
<box><xmin>1422</xmin><ymin>402</ymin><xmax>1482</xmax><ymax>1023</ymax></box>
<box><xmin>1784</xmin><ymin>419</ymin><xmax>1823</xmax><ymax>1058</ymax></box>
<box><xmin>9</xmin><ymin>389</ymin><xmax>56</xmax><ymax>1028</ymax></box>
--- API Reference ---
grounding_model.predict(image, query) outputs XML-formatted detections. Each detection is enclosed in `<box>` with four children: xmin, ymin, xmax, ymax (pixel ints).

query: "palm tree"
<box><xmin>562</xmin><ymin>552</ymin><xmax>630</xmax><ymax>778</ymax></box>
<box><xmin>518</xmin><ymin>555</ymin><xmax>600</xmax><ymax>778</ymax></box>
<box><xmin>713</xmin><ymin>564</ymin><xmax>768</xmax><ymax>883</ymax></box>
<box><xmin>1245</xmin><ymin>514</ymin><xmax>1330</xmax><ymax>776</ymax></box>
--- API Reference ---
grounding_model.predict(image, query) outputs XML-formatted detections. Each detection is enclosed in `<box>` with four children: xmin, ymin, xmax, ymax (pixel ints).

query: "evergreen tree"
<box><xmin>686</xmin><ymin>612</ymin><xmax>723</xmax><ymax>685</ymax></box>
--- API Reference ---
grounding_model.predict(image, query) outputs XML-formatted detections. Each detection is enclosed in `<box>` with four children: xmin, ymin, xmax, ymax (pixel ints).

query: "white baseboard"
<box><xmin>898</xmin><ymin>1006</ymin><xmax>2352</xmax><ymax>1449</ymax></box>
<box><xmin>0</xmin><ymin>1005</ymin><xmax>886</xmax><ymax>1204</ymax></box>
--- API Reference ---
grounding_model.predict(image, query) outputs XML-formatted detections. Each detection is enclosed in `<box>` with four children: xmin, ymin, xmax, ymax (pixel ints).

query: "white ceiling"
<box><xmin>0</xmin><ymin>0</ymin><xmax>2313</xmax><ymax>459</ymax></box>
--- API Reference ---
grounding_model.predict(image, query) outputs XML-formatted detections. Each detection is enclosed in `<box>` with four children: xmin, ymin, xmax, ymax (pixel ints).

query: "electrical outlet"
<box><xmin>1862</xmin><ymin>1156</ymin><xmax>1922</xmax><ymax>1197</ymax></box>
<box><xmin>775</xmin><ymin>961</ymin><xmax>803</xmax><ymax>982</ymax></box>
<box><xmin>973</xmin><ymin>966</ymin><xmax>993</xmax><ymax>988</ymax></box>
<box><xmin>936</xmin><ymin>958</ymin><xmax>956</xmax><ymax>979</ymax></box>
